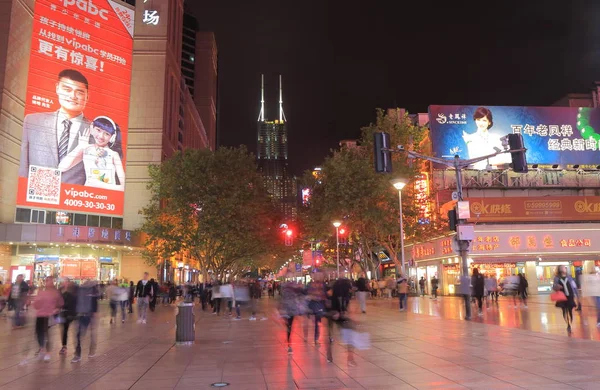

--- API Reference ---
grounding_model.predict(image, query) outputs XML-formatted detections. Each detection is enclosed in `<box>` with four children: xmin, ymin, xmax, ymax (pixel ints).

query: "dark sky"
<box><xmin>191</xmin><ymin>0</ymin><xmax>600</xmax><ymax>175</ymax></box>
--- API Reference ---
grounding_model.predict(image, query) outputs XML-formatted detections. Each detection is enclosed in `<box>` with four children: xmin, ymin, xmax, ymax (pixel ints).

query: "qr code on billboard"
<box><xmin>26</xmin><ymin>165</ymin><xmax>61</xmax><ymax>205</ymax></box>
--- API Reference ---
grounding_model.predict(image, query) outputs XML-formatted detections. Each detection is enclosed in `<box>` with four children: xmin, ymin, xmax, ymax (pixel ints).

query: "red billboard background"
<box><xmin>17</xmin><ymin>0</ymin><xmax>134</xmax><ymax>216</ymax></box>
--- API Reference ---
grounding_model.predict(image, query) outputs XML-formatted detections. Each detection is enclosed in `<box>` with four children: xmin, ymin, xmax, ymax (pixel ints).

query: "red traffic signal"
<box><xmin>286</xmin><ymin>229</ymin><xmax>293</xmax><ymax>237</ymax></box>
<box><xmin>339</xmin><ymin>228</ymin><xmax>346</xmax><ymax>235</ymax></box>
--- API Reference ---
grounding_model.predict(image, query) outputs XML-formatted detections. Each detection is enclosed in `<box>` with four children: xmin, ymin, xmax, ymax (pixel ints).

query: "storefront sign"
<box><xmin>61</xmin><ymin>259</ymin><xmax>81</xmax><ymax>278</ymax></box>
<box><xmin>407</xmin><ymin>224</ymin><xmax>600</xmax><ymax>262</ymax></box>
<box><xmin>35</xmin><ymin>255</ymin><xmax>60</xmax><ymax>262</ymax></box>
<box><xmin>466</xmin><ymin>196</ymin><xmax>600</xmax><ymax>223</ymax></box>
<box><xmin>80</xmin><ymin>260</ymin><xmax>98</xmax><ymax>278</ymax></box>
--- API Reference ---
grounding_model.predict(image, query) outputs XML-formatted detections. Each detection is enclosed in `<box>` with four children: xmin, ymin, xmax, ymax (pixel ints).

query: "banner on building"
<box><xmin>429</xmin><ymin>105</ymin><xmax>600</xmax><ymax>170</ymax></box>
<box><xmin>465</xmin><ymin>196</ymin><xmax>600</xmax><ymax>223</ymax></box>
<box><xmin>17</xmin><ymin>0</ymin><xmax>134</xmax><ymax>216</ymax></box>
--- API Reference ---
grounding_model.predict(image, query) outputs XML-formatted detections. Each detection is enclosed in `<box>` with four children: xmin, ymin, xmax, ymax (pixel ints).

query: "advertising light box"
<box><xmin>17</xmin><ymin>0</ymin><xmax>134</xmax><ymax>216</ymax></box>
<box><xmin>428</xmin><ymin>105</ymin><xmax>600</xmax><ymax>170</ymax></box>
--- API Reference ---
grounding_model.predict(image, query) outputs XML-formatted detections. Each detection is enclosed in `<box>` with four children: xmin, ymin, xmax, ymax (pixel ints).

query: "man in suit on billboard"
<box><xmin>19</xmin><ymin>69</ymin><xmax>91</xmax><ymax>185</ymax></box>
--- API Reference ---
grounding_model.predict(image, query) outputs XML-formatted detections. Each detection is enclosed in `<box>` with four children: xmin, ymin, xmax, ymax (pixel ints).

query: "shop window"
<box><xmin>112</xmin><ymin>218</ymin><xmax>123</xmax><ymax>229</ymax></box>
<box><xmin>100</xmin><ymin>216</ymin><xmax>112</xmax><ymax>228</ymax></box>
<box><xmin>15</xmin><ymin>208</ymin><xmax>31</xmax><ymax>223</ymax></box>
<box><xmin>74</xmin><ymin>213</ymin><xmax>87</xmax><ymax>226</ymax></box>
<box><xmin>88</xmin><ymin>215</ymin><xmax>100</xmax><ymax>227</ymax></box>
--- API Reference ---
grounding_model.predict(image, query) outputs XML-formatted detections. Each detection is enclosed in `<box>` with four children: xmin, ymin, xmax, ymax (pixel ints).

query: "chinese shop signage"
<box><xmin>465</xmin><ymin>196</ymin><xmax>600</xmax><ymax>223</ymax></box>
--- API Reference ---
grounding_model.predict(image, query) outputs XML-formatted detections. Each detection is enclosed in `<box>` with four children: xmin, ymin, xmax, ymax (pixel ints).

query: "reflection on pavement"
<box><xmin>367</xmin><ymin>295</ymin><xmax>600</xmax><ymax>341</ymax></box>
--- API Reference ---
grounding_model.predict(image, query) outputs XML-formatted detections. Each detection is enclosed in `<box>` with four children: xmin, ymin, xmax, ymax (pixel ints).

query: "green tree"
<box><xmin>140</xmin><ymin>147</ymin><xmax>286</xmax><ymax>282</ymax></box>
<box><xmin>303</xmin><ymin>109</ymin><xmax>441</xmax><ymax>276</ymax></box>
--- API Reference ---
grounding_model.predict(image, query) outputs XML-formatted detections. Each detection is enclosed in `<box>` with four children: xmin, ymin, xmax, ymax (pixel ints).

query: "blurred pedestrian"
<box><xmin>128</xmin><ymin>281</ymin><xmax>135</xmax><ymax>313</ymax></box>
<box><xmin>280</xmin><ymin>273</ymin><xmax>307</xmax><ymax>354</ymax></box>
<box><xmin>8</xmin><ymin>274</ymin><xmax>29</xmax><ymax>328</ymax></box>
<box><xmin>355</xmin><ymin>273</ymin><xmax>369</xmax><ymax>313</ymax></box>
<box><xmin>518</xmin><ymin>273</ymin><xmax>529</xmax><ymax>308</ymax></box>
<box><xmin>553</xmin><ymin>265</ymin><xmax>578</xmax><ymax>333</ymax></box>
<box><xmin>71</xmin><ymin>279</ymin><xmax>99</xmax><ymax>363</ymax></box>
<box><xmin>431</xmin><ymin>275</ymin><xmax>439</xmax><ymax>300</ymax></box>
<box><xmin>59</xmin><ymin>278</ymin><xmax>78</xmax><ymax>356</ymax></box>
<box><xmin>471</xmin><ymin>268</ymin><xmax>485</xmax><ymax>316</ymax></box>
<box><xmin>419</xmin><ymin>276</ymin><xmax>426</xmax><ymax>297</ymax></box>
<box><xmin>33</xmin><ymin>276</ymin><xmax>63</xmax><ymax>362</ymax></box>
<box><xmin>485</xmin><ymin>275</ymin><xmax>498</xmax><ymax>304</ymax></box>
<box><xmin>307</xmin><ymin>272</ymin><xmax>327</xmax><ymax>343</ymax></box>
<box><xmin>396</xmin><ymin>274</ymin><xmax>408</xmax><ymax>311</ymax></box>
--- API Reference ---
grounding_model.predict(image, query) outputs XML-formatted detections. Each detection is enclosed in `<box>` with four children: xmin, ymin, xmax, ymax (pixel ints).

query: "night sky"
<box><xmin>191</xmin><ymin>0</ymin><xmax>600</xmax><ymax>175</ymax></box>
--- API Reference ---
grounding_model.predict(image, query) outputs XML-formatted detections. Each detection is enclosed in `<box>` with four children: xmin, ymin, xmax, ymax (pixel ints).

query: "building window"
<box><xmin>88</xmin><ymin>214</ymin><xmax>100</xmax><ymax>227</ymax></box>
<box><xmin>74</xmin><ymin>213</ymin><xmax>87</xmax><ymax>226</ymax></box>
<box><xmin>15</xmin><ymin>208</ymin><xmax>31</xmax><ymax>223</ymax></box>
<box><xmin>112</xmin><ymin>218</ymin><xmax>123</xmax><ymax>229</ymax></box>
<box><xmin>100</xmin><ymin>216</ymin><xmax>112</xmax><ymax>228</ymax></box>
<box><xmin>31</xmin><ymin>209</ymin><xmax>46</xmax><ymax>224</ymax></box>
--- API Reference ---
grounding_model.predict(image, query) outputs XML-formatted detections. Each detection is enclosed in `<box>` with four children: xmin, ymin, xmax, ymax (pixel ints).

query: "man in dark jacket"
<box><xmin>60</xmin><ymin>279</ymin><xmax>78</xmax><ymax>355</ymax></box>
<box><xmin>135</xmin><ymin>272</ymin><xmax>154</xmax><ymax>324</ymax></box>
<box><xmin>471</xmin><ymin>268</ymin><xmax>485</xmax><ymax>316</ymax></box>
<box><xmin>9</xmin><ymin>274</ymin><xmax>29</xmax><ymax>328</ymax></box>
<box><xmin>71</xmin><ymin>279</ymin><xmax>99</xmax><ymax>363</ymax></box>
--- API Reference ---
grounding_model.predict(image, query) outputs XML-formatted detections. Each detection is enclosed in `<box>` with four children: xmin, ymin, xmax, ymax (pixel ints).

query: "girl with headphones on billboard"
<box><xmin>58</xmin><ymin>116</ymin><xmax>125</xmax><ymax>191</ymax></box>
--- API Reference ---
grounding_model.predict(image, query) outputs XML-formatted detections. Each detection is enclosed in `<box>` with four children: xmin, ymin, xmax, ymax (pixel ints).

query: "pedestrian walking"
<box><xmin>0</xmin><ymin>281</ymin><xmax>6</xmax><ymax>315</ymax></box>
<box><xmin>59</xmin><ymin>279</ymin><xmax>78</xmax><ymax>356</ymax></box>
<box><xmin>471</xmin><ymin>268</ymin><xmax>485</xmax><ymax>316</ymax></box>
<box><xmin>430</xmin><ymin>276</ymin><xmax>439</xmax><ymax>300</ymax></box>
<box><xmin>280</xmin><ymin>273</ymin><xmax>307</xmax><ymax>354</ymax></box>
<box><xmin>306</xmin><ymin>272</ymin><xmax>327</xmax><ymax>343</ymax></box>
<box><xmin>518</xmin><ymin>273</ymin><xmax>529</xmax><ymax>308</ymax></box>
<box><xmin>355</xmin><ymin>273</ymin><xmax>369</xmax><ymax>313</ymax></box>
<box><xmin>553</xmin><ymin>265</ymin><xmax>578</xmax><ymax>333</ymax></box>
<box><xmin>128</xmin><ymin>281</ymin><xmax>135</xmax><ymax>313</ymax></box>
<box><xmin>233</xmin><ymin>280</ymin><xmax>250</xmax><ymax>320</ymax></box>
<box><xmin>396</xmin><ymin>274</ymin><xmax>408</xmax><ymax>311</ymax></box>
<box><xmin>107</xmin><ymin>280</ymin><xmax>128</xmax><ymax>324</ymax></box>
<box><xmin>33</xmin><ymin>276</ymin><xmax>63</xmax><ymax>362</ymax></box>
<box><xmin>135</xmin><ymin>272</ymin><xmax>154</xmax><ymax>324</ymax></box>
<box><xmin>71</xmin><ymin>279</ymin><xmax>99</xmax><ymax>363</ymax></box>
<box><xmin>8</xmin><ymin>274</ymin><xmax>29</xmax><ymax>328</ymax></box>
<box><xmin>149</xmin><ymin>278</ymin><xmax>159</xmax><ymax>311</ymax></box>
<box><xmin>485</xmin><ymin>275</ymin><xmax>498</xmax><ymax>304</ymax></box>
<box><xmin>419</xmin><ymin>277</ymin><xmax>426</xmax><ymax>297</ymax></box>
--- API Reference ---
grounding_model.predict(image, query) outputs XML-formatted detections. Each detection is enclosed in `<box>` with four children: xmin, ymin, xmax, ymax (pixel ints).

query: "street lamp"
<box><xmin>390</xmin><ymin>178</ymin><xmax>407</xmax><ymax>276</ymax></box>
<box><xmin>332</xmin><ymin>221</ymin><xmax>341</xmax><ymax>278</ymax></box>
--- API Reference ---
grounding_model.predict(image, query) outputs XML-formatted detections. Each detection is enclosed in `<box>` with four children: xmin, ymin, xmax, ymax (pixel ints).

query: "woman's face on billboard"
<box><xmin>475</xmin><ymin>116</ymin><xmax>491</xmax><ymax>132</ymax></box>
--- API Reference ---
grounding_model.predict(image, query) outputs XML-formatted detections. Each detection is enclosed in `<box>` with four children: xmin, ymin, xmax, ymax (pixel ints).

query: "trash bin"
<box><xmin>176</xmin><ymin>302</ymin><xmax>195</xmax><ymax>344</ymax></box>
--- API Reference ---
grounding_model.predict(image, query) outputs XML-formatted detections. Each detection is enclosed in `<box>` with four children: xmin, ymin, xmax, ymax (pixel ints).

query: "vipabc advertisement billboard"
<box><xmin>17</xmin><ymin>0</ymin><xmax>134</xmax><ymax>216</ymax></box>
<box><xmin>428</xmin><ymin>105</ymin><xmax>600</xmax><ymax>170</ymax></box>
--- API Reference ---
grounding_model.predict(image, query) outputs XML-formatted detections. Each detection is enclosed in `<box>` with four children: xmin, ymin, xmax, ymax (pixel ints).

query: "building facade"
<box><xmin>0</xmin><ymin>0</ymin><xmax>215</xmax><ymax>285</ymax></box>
<box><xmin>256</xmin><ymin>74</ymin><xmax>297</xmax><ymax>221</ymax></box>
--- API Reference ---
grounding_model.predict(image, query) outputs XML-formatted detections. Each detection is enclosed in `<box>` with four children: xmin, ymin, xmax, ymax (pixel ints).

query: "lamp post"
<box><xmin>332</xmin><ymin>221</ymin><xmax>341</xmax><ymax>279</ymax></box>
<box><xmin>391</xmin><ymin>178</ymin><xmax>407</xmax><ymax>276</ymax></box>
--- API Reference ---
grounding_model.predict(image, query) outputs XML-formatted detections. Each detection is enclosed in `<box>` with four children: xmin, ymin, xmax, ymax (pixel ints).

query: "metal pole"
<box><xmin>398</xmin><ymin>190</ymin><xmax>406</xmax><ymax>276</ymax></box>
<box><xmin>336</xmin><ymin>227</ymin><xmax>340</xmax><ymax>279</ymax></box>
<box><xmin>455</xmin><ymin>156</ymin><xmax>472</xmax><ymax>320</ymax></box>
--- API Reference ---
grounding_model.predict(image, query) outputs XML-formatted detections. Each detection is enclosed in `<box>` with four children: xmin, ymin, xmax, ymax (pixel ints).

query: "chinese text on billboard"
<box><xmin>17</xmin><ymin>0</ymin><xmax>134</xmax><ymax>216</ymax></box>
<box><xmin>428</xmin><ymin>105</ymin><xmax>600</xmax><ymax>169</ymax></box>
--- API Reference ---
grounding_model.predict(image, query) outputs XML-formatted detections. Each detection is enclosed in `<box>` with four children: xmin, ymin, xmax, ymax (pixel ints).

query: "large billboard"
<box><xmin>429</xmin><ymin>105</ymin><xmax>600</xmax><ymax>170</ymax></box>
<box><xmin>17</xmin><ymin>0</ymin><xmax>134</xmax><ymax>216</ymax></box>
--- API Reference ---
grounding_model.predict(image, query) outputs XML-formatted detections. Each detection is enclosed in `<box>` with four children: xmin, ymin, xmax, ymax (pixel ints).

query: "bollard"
<box><xmin>176</xmin><ymin>302</ymin><xmax>195</xmax><ymax>344</ymax></box>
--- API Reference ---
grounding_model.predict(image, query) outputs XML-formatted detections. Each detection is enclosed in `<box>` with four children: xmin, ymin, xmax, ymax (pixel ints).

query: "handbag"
<box><xmin>550</xmin><ymin>291</ymin><xmax>567</xmax><ymax>302</ymax></box>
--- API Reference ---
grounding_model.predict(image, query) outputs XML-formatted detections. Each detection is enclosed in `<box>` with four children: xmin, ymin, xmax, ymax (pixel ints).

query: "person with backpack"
<box><xmin>471</xmin><ymin>268</ymin><xmax>485</xmax><ymax>317</ymax></box>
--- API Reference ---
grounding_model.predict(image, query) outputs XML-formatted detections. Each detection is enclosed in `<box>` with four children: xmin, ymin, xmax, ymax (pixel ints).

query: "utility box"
<box><xmin>457</xmin><ymin>225</ymin><xmax>475</xmax><ymax>241</ymax></box>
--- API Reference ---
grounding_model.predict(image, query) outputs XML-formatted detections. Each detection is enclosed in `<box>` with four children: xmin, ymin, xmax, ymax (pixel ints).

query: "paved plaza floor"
<box><xmin>0</xmin><ymin>295</ymin><xmax>599</xmax><ymax>389</ymax></box>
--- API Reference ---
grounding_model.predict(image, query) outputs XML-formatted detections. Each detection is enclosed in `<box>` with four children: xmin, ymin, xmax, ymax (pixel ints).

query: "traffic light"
<box><xmin>448</xmin><ymin>209</ymin><xmax>457</xmax><ymax>231</ymax></box>
<box><xmin>508</xmin><ymin>133</ymin><xmax>528</xmax><ymax>173</ymax></box>
<box><xmin>373</xmin><ymin>132</ymin><xmax>392</xmax><ymax>173</ymax></box>
<box><xmin>338</xmin><ymin>228</ymin><xmax>347</xmax><ymax>245</ymax></box>
<box><xmin>284</xmin><ymin>229</ymin><xmax>293</xmax><ymax>246</ymax></box>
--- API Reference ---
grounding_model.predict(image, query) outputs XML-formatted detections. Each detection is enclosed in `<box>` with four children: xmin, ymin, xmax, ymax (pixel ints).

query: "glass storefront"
<box><xmin>11</xmin><ymin>244</ymin><xmax>121</xmax><ymax>286</ymax></box>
